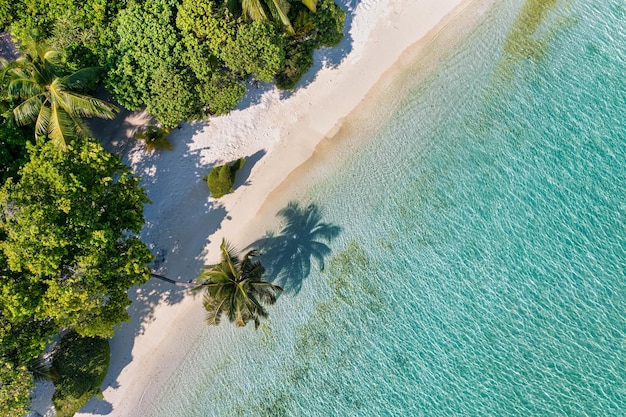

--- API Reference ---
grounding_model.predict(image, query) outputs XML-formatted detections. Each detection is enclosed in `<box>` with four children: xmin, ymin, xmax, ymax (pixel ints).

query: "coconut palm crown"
<box><xmin>2</xmin><ymin>40</ymin><xmax>118</xmax><ymax>150</ymax></box>
<box><xmin>194</xmin><ymin>239</ymin><xmax>283</xmax><ymax>329</ymax></box>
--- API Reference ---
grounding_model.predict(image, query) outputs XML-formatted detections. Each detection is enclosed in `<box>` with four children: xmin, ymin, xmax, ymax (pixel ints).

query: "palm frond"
<box><xmin>196</xmin><ymin>238</ymin><xmax>277</xmax><ymax>329</ymax></box>
<box><xmin>198</xmin><ymin>268</ymin><xmax>233</xmax><ymax>285</ymax></box>
<box><xmin>63</xmin><ymin>106</ymin><xmax>92</xmax><ymax>140</ymax></box>
<box><xmin>220</xmin><ymin>239</ymin><xmax>241</xmax><ymax>280</ymax></box>
<box><xmin>299</xmin><ymin>0</ymin><xmax>317</xmax><ymax>12</ymax></box>
<box><xmin>13</xmin><ymin>96</ymin><xmax>44</xmax><ymax>126</ymax></box>
<box><xmin>47</xmin><ymin>104</ymin><xmax>74</xmax><ymax>149</ymax></box>
<box><xmin>241</xmin><ymin>0</ymin><xmax>268</xmax><ymax>21</ymax></box>
<box><xmin>62</xmin><ymin>67</ymin><xmax>101</xmax><ymax>89</ymax></box>
<box><xmin>51</xmin><ymin>80</ymin><xmax>117</xmax><ymax>119</ymax></box>
<box><xmin>34</xmin><ymin>104</ymin><xmax>51</xmax><ymax>138</ymax></box>
<box><xmin>267</xmin><ymin>0</ymin><xmax>294</xmax><ymax>34</ymax></box>
<box><xmin>203</xmin><ymin>294</ymin><xmax>227</xmax><ymax>326</ymax></box>
<box><xmin>41</xmin><ymin>49</ymin><xmax>63</xmax><ymax>71</ymax></box>
<box><xmin>7</xmin><ymin>76</ymin><xmax>44</xmax><ymax>100</ymax></box>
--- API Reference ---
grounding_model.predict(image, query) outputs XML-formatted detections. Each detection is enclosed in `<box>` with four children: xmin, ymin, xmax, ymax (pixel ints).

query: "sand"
<box><xmin>29</xmin><ymin>0</ymin><xmax>498</xmax><ymax>415</ymax></box>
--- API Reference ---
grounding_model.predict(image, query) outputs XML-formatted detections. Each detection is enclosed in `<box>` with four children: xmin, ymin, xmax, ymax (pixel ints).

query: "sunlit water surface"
<box><xmin>146</xmin><ymin>0</ymin><xmax>626</xmax><ymax>415</ymax></box>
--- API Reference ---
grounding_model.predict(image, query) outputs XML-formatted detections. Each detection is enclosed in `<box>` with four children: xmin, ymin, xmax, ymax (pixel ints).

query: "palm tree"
<box><xmin>2</xmin><ymin>40</ymin><xmax>118</xmax><ymax>150</ymax></box>
<box><xmin>226</xmin><ymin>0</ymin><xmax>318</xmax><ymax>35</ymax></box>
<box><xmin>194</xmin><ymin>239</ymin><xmax>283</xmax><ymax>329</ymax></box>
<box><xmin>249</xmin><ymin>201</ymin><xmax>340</xmax><ymax>293</ymax></box>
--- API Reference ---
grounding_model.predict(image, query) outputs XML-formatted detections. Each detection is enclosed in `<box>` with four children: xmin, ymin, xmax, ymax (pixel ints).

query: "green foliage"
<box><xmin>276</xmin><ymin>40</ymin><xmax>314</xmax><ymax>90</ymax></box>
<box><xmin>0</xmin><ymin>310</ymin><xmax>53</xmax><ymax>364</ymax></box>
<box><xmin>194</xmin><ymin>239</ymin><xmax>282</xmax><ymax>329</ymax></box>
<box><xmin>311</xmin><ymin>0</ymin><xmax>345</xmax><ymax>48</ymax></box>
<box><xmin>7</xmin><ymin>0</ymin><xmax>346</xmax><ymax>124</ymax></box>
<box><xmin>205</xmin><ymin>157</ymin><xmax>245</xmax><ymax>199</ymax></box>
<box><xmin>3</xmin><ymin>40</ymin><xmax>118</xmax><ymax>149</ymax></box>
<box><xmin>196</xmin><ymin>72</ymin><xmax>247</xmax><ymax>116</ymax></box>
<box><xmin>7</xmin><ymin>0</ymin><xmax>123</xmax><ymax>70</ymax></box>
<box><xmin>177</xmin><ymin>0</ymin><xmax>248</xmax><ymax>114</ymax></box>
<box><xmin>145</xmin><ymin>65</ymin><xmax>200</xmax><ymax>127</ymax></box>
<box><xmin>176</xmin><ymin>0</ymin><xmax>237</xmax><ymax>56</ymax></box>
<box><xmin>135</xmin><ymin>124</ymin><xmax>173</xmax><ymax>151</ymax></box>
<box><xmin>220</xmin><ymin>20</ymin><xmax>285</xmax><ymax>82</ymax></box>
<box><xmin>0</xmin><ymin>140</ymin><xmax>152</xmax><ymax>338</ymax></box>
<box><xmin>0</xmin><ymin>118</ymin><xmax>31</xmax><ymax>184</ymax></box>
<box><xmin>226</xmin><ymin>0</ymin><xmax>319</xmax><ymax>35</ymax></box>
<box><xmin>0</xmin><ymin>1</ymin><xmax>17</xmax><ymax>30</ymax></box>
<box><xmin>107</xmin><ymin>0</ymin><xmax>184</xmax><ymax>112</ymax></box>
<box><xmin>50</xmin><ymin>331</ymin><xmax>110</xmax><ymax>417</ymax></box>
<box><xmin>275</xmin><ymin>0</ymin><xmax>345</xmax><ymax>89</ymax></box>
<box><xmin>0</xmin><ymin>359</ymin><xmax>32</xmax><ymax>417</ymax></box>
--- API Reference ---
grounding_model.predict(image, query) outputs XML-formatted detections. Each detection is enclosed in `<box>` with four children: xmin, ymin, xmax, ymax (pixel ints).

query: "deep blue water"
<box><xmin>147</xmin><ymin>1</ymin><xmax>626</xmax><ymax>415</ymax></box>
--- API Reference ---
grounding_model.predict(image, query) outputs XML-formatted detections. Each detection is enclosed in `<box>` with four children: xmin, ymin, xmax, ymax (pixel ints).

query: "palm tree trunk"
<box><xmin>150</xmin><ymin>272</ymin><xmax>199</xmax><ymax>288</ymax></box>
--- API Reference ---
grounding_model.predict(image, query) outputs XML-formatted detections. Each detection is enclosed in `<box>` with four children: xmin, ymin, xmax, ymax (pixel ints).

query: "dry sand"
<box><xmin>29</xmin><ymin>0</ymin><xmax>499</xmax><ymax>415</ymax></box>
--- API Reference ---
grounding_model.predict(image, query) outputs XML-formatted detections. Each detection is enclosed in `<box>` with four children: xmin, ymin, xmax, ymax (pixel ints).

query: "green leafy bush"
<box><xmin>134</xmin><ymin>124</ymin><xmax>173</xmax><ymax>151</ymax></box>
<box><xmin>204</xmin><ymin>158</ymin><xmax>245</xmax><ymax>198</ymax></box>
<box><xmin>145</xmin><ymin>65</ymin><xmax>201</xmax><ymax>128</ymax></box>
<box><xmin>0</xmin><ymin>360</ymin><xmax>32</xmax><ymax>417</ymax></box>
<box><xmin>196</xmin><ymin>72</ymin><xmax>247</xmax><ymax>116</ymax></box>
<box><xmin>312</xmin><ymin>0</ymin><xmax>346</xmax><ymax>48</ymax></box>
<box><xmin>220</xmin><ymin>20</ymin><xmax>285</xmax><ymax>82</ymax></box>
<box><xmin>50</xmin><ymin>331</ymin><xmax>110</xmax><ymax>417</ymax></box>
<box><xmin>276</xmin><ymin>40</ymin><xmax>315</xmax><ymax>90</ymax></box>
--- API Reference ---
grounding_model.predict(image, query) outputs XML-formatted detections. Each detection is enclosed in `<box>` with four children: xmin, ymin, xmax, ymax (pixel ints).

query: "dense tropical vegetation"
<box><xmin>0</xmin><ymin>139</ymin><xmax>151</xmax><ymax>415</ymax></box>
<box><xmin>194</xmin><ymin>239</ymin><xmax>283</xmax><ymax>329</ymax></box>
<box><xmin>0</xmin><ymin>29</ymin><xmax>153</xmax><ymax>412</ymax></box>
<box><xmin>1</xmin><ymin>0</ymin><xmax>345</xmax><ymax>127</ymax></box>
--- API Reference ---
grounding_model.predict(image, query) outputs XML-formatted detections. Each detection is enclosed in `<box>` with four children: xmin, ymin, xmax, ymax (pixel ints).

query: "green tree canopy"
<box><xmin>194</xmin><ymin>239</ymin><xmax>282</xmax><ymax>329</ymax></box>
<box><xmin>0</xmin><ymin>359</ymin><xmax>32</xmax><ymax>417</ymax></box>
<box><xmin>3</xmin><ymin>0</ymin><xmax>124</xmax><ymax>69</ymax></box>
<box><xmin>220</xmin><ymin>20</ymin><xmax>285</xmax><ymax>82</ymax></box>
<box><xmin>108</xmin><ymin>0</ymin><xmax>201</xmax><ymax>125</ymax></box>
<box><xmin>0</xmin><ymin>140</ymin><xmax>152</xmax><ymax>338</ymax></box>
<box><xmin>0</xmin><ymin>113</ymin><xmax>31</xmax><ymax>184</ymax></box>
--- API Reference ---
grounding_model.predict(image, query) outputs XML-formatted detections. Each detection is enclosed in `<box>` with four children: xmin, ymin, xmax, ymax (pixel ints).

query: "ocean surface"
<box><xmin>146</xmin><ymin>0</ymin><xmax>626</xmax><ymax>415</ymax></box>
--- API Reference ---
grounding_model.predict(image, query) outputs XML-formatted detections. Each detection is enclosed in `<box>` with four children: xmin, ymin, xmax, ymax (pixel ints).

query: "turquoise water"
<box><xmin>147</xmin><ymin>0</ymin><xmax>626</xmax><ymax>415</ymax></box>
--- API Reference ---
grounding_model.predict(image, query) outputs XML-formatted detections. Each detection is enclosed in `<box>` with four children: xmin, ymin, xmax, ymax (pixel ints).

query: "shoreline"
<box><xmin>69</xmin><ymin>0</ymin><xmax>496</xmax><ymax>415</ymax></box>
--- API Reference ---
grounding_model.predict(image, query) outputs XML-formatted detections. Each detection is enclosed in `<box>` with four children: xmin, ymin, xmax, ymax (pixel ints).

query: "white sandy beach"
<box><xmin>28</xmin><ymin>0</ymin><xmax>496</xmax><ymax>415</ymax></box>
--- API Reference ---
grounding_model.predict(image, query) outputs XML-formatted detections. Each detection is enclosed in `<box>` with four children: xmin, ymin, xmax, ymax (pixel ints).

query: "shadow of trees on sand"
<box><xmin>248</xmin><ymin>202</ymin><xmax>341</xmax><ymax>294</ymax></box>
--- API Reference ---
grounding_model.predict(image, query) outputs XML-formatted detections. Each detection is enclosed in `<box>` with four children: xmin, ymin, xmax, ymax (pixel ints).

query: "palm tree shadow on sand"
<box><xmin>248</xmin><ymin>201</ymin><xmax>341</xmax><ymax>294</ymax></box>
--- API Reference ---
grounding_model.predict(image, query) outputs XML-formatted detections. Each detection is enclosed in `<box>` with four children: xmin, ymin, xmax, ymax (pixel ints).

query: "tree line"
<box><xmin>1</xmin><ymin>0</ymin><xmax>346</xmax><ymax>127</ymax></box>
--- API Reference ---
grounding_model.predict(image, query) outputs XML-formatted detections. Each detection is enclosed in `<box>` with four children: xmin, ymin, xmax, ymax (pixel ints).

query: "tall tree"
<box><xmin>194</xmin><ymin>239</ymin><xmax>282</xmax><ymax>329</ymax></box>
<box><xmin>0</xmin><ymin>140</ymin><xmax>152</xmax><ymax>338</ymax></box>
<box><xmin>3</xmin><ymin>40</ymin><xmax>117</xmax><ymax>150</ymax></box>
